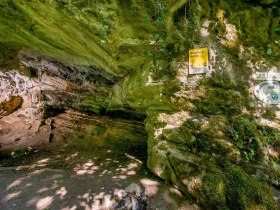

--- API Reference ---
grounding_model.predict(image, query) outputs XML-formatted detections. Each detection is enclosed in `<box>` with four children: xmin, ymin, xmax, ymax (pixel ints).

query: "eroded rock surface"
<box><xmin>0</xmin><ymin>53</ymin><xmax>145</xmax><ymax>154</ymax></box>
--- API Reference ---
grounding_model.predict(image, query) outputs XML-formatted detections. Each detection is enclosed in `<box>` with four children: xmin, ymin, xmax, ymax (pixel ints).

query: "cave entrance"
<box><xmin>65</xmin><ymin>111</ymin><xmax>149</xmax><ymax>163</ymax></box>
<box><xmin>0</xmin><ymin>110</ymin><xmax>192</xmax><ymax>210</ymax></box>
<box><xmin>0</xmin><ymin>110</ymin><xmax>148</xmax><ymax>170</ymax></box>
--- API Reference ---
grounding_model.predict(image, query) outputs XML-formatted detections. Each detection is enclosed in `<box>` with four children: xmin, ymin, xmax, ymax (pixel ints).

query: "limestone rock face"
<box><xmin>0</xmin><ymin>51</ymin><xmax>147</xmax><ymax>154</ymax></box>
<box><xmin>1</xmin><ymin>0</ymin><xmax>280</xmax><ymax>209</ymax></box>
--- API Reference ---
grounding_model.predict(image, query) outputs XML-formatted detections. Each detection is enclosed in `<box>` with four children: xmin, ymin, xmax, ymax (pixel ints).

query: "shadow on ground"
<box><xmin>0</xmin><ymin>141</ymin><xmax>199</xmax><ymax>210</ymax></box>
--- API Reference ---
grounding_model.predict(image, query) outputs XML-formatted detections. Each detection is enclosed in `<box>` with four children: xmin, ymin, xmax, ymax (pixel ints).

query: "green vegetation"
<box><xmin>90</xmin><ymin>125</ymin><xmax>107</xmax><ymax>136</ymax></box>
<box><xmin>225</xmin><ymin>166</ymin><xmax>276</xmax><ymax>210</ymax></box>
<box><xmin>0</xmin><ymin>44</ymin><xmax>20</xmax><ymax>70</ymax></box>
<box><xmin>201</xmin><ymin>171</ymin><xmax>226</xmax><ymax>209</ymax></box>
<box><xmin>10</xmin><ymin>149</ymin><xmax>26</xmax><ymax>159</ymax></box>
<box><xmin>201</xmin><ymin>166</ymin><xmax>277</xmax><ymax>210</ymax></box>
<box><xmin>228</xmin><ymin>117</ymin><xmax>263</xmax><ymax>163</ymax></box>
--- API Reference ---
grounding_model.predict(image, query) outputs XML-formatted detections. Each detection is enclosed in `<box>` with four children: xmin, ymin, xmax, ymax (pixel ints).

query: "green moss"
<box><xmin>200</xmin><ymin>166</ymin><xmax>276</xmax><ymax>210</ymax></box>
<box><xmin>192</xmin><ymin>87</ymin><xmax>245</xmax><ymax>116</ymax></box>
<box><xmin>159</xmin><ymin>117</ymin><xmax>230</xmax><ymax>160</ymax></box>
<box><xmin>191</xmin><ymin>74</ymin><xmax>250</xmax><ymax>116</ymax></box>
<box><xmin>261</xmin><ymin>107</ymin><xmax>277</xmax><ymax>120</ymax></box>
<box><xmin>11</xmin><ymin>149</ymin><xmax>26</xmax><ymax>159</ymax></box>
<box><xmin>225</xmin><ymin>166</ymin><xmax>276</xmax><ymax>210</ymax></box>
<box><xmin>79</xmin><ymin>99</ymin><xmax>107</xmax><ymax>115</ymax></box>
<box><xmin>0</xmin><ymin>96</ymin><xmax>23</xmax><ymax>116</ymax></box>
<box><xmin>270</xmin><ymin>130</ymin><xmax>280</xmax><ymax>151</ymax></box>
<box><xmin>0</xmin><ymin>44</ymin><xmax>20</xmax><ymax>70</ymax></box>
<box><xmin>227</xmin><ymin>116</ymin><xmax>280</xmax><ymax>163</ymax></box>
<box><xmin>90</xmin><ymin>125</ymin><xmax>107</xmax><ymax>136</ymax></box>
<box><xmin>78</xmin><ymin>93</ymin><xmax>110</xmax><ymax>115</ymax></box>
<box><xmin>0</xmin><ymin>0</ymin><xmax>119</xmax><ymax>74</ymax></box>
<box><xmin>201</xmin><ymin>172</ymin><xmax>227</xmax><ymax>209</ymax></box>
<box><xmin>225</xmin><ymin>3</ymin><xmax>280</xmax><ymax>65</ymax></box>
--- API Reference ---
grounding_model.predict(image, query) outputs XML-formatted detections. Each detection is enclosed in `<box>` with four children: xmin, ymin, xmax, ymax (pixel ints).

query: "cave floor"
<box><xmin>0</xmin><ymin>138</ymin><xmax>200</xmax><ymax>210</ymax></box>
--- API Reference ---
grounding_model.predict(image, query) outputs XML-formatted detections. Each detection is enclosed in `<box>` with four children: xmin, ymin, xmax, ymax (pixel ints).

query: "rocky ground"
<box><xmin>0</xmin><ymin>135</ymin><xmax>199</xmax><ymax>210</ymax></box>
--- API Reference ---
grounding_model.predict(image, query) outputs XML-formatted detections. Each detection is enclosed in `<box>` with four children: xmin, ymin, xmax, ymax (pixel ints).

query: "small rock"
<box><xmin>115</xmin><ymin>189</ymin><xmax>127</xmax><ymax>199</ymax></box>
<box><xmin>102</xmin><ymin>194</ymin><xmax>112</xmax><ymax>208</ymax></box>
<box><xmin>110</xmin><ymin>199</ymin><xmax>119</xmax><ymax>209</ymax></box>
<box><xmin>131</xmin><ymin>196</ymin><xmax>140</xmax><ymax>210</ymax></box>
<box><xmin>113</xmin><ymin>183</ymin><xmax>148</xmax><ymax>210</ymax></box>
<box><xmin>125</xmin><ymin>183</ymin><xmax>143</xmax><ymax>198</ymax></box>
<box><xmin>102</xmin><ymin>194</ymin><xmax>118</xmax><ymax>209</ymax></box>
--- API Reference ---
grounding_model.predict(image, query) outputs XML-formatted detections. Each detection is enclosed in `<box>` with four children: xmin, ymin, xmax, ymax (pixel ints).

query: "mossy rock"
<box><xmin>225</xmin><ymin>166</ymin><xmax>276</xmax><ymax>210</ymax></box>
<box><xmin>0</xmin><ymin>96</ymin><xmax>23</xmax><ymax>116</ymax></box>
<box><xmin>199</xmin><ymin>166</ymin><xmax>277</xmax><ymax>210</ymax></box>
<box><xmin>201</xmin><ymin>172</ymin><xmax>227</xmax><ymax>209</ymax></box>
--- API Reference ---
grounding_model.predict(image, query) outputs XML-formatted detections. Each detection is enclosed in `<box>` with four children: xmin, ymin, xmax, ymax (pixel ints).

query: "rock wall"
<box><xmin>1</xmin><ymin>0</ymin><xmax>280</xmax><ymax>209</ymax></box>
<box><xmin>0</xmin><ymin>52</ymin><xmax>146</xmax><ymax>155</ymax></box>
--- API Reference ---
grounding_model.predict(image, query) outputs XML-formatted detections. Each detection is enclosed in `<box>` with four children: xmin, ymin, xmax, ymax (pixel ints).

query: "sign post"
<box><xmin>253</xmin><ymin>72</ymin><xmax>280</xmax><ymax>81</ymax></box>
<box><xmin>254</xmin><ymin>81</ymin><xmax>280</xmax><ymax>104</ymax></box>
<box><xmin>189</xmin><ymin>48</ymin><xmax>209</xmax><ymax>74</ymax></box>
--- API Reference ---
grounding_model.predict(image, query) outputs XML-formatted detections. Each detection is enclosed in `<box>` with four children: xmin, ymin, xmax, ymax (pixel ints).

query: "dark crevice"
<box><xmin>165</xmin><ymin>139</ymin><xmax>188</xmax><ymax>147</ymax></box>
<box><xmin>19</xmin><ymin>54</ymin><xmax>119</xmax><ymax>86</ymax></box>
<box><xmin>167</xmin><ymin>154</ymin><xmax>180</xmax><ymax>182</ymax></box>
<box><xmin>49</xmin><ymin>133</ymin><xmax>54</xmax><ymax>143</ymax></box>
<box><xmin>105</xmin><ymin>109</ymin><xmax>147</xmax><ymax>121</ymax></box>
<box><xmin>43</xmin><ymin>106</ymin><xmax>66</xmax><ymax>119</ymax></box>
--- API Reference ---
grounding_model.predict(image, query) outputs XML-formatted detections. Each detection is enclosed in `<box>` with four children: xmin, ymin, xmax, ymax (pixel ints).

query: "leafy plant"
<box><xmin>11</xmin><ymin>150</ymin><xmax>25</xmax><ymax>158</ymax></box>
<box><xmin>11</xmin><ymin>147</ymin><xmax>32</xmax><ymax>158</ymax></box>
<box><xmin>228</xmin><ymin>117</ymin><xmax>261</xmax><ymax>163</ymax></box>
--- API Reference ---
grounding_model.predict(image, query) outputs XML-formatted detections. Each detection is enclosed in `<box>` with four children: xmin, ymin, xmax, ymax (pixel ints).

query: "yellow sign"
<box><xmin>189</xmin><ymin>48</ymin><xmax>209</xmax><ymax>74</ymax></box>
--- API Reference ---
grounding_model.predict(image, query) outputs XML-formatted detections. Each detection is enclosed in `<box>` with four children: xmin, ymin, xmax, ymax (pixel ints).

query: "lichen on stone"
<box><xmin>0</xmin><ymin>96</ymin><xmax>23</xmax><ymax>117</ymax></box>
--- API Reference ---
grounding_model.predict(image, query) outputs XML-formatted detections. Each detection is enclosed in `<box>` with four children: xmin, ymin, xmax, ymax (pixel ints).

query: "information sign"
<box><xmin>254</xmin><ymin>81</ymin><xmax>280</xmax><ymax>104</ymax></box>
<box><xmin>189</xmin><ymin>48</ymin><xmax>209</xmax><ymax>74</ymax></box>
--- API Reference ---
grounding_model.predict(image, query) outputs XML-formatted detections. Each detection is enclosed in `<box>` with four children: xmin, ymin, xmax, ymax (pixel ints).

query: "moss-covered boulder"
<box><xmin>0</xmin><ymin>96</ymin><xmax>23</xmax><ymax>117</ymax></box>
